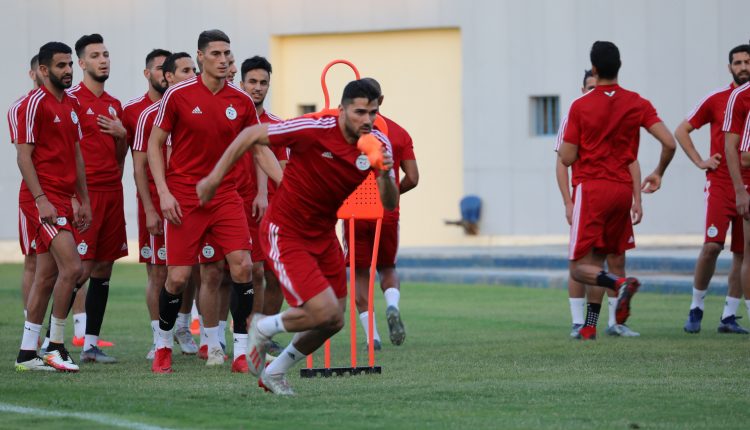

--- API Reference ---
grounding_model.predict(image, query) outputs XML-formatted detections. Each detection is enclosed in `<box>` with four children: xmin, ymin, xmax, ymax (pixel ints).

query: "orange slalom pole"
<box><xmin>367</xmin><ymin>218</ymin><xmax>383</xmax><ymax>367</ymax></box>
<box><xmin>348</xmin><ymin>217</ymin><xmax>358</xmax><ymax>368</ymax></box>
<box><xmin>320</xmin><ymin>59</ymin><xmax>361</xmax><ymax>110</ymax></box>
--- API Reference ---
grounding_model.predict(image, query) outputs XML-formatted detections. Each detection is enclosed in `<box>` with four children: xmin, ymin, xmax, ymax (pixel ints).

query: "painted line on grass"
<box><xmin>0</xmin><ymin>402</ymin><xmax>177</xmax><ymax>430</ymax></box>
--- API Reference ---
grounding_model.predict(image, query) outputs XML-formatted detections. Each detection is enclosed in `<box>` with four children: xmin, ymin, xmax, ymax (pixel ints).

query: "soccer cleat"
<box><xmin>569</xmin><ymin>323</ymin><xmax>584</xmax><ymax>339</ymax></box>
<box><xmin>151</xmin><ymin>347</ymin><xmax>173</xmax><ymax>373</ymax></box>
<box><xmin>174</xmin><ymin>327</ymin><xmax>199</xmax><ymax>355</ymax></box>
<box><xmin>146</xmin><ymin>344</ymin><xmax>156</xmax><ymax>360</ymax></box>
<box><xmin>190</xmin><ymin>318</ymin><xmax>201</xmax><ymax>335</ymax></box>
<box><xmin>365</xmin><ymin>339</ymin><xmax>382</xmax><ymax>351</ymax></box>
<box><xmin>205</xmin><ymin>347</ymin><xmax>225</xmax><ymax>366</ymax></box>
<box><xmin>615</xmin><ymin>277</ymin><xmax>640</xmax><ymax>325</ymax></box>
<box><xmin>15</xmin><ymin>355</ymin><xmax>56</xmax><ymax>372</ymax></box>
<box><xmin>267</xmin><ymin>340</ymin><xmax>282</xmax><ymax>356</ymax></box>
<box><xmin>579</xmin><ymin>325</ymin><xmax>596</xmax><ymax>340</ymax></box>
<box><xmin>198</xmin><ymin>344</ymin><xmax>208</xmax><ymax>360</ymax></box>
<box><xmin>684</xmin><ymin>308</ymin><xmax>703</xmax><ymax>333</ymax></box>
<box><xmin>43</xmin><ymin>348</ymin><xmax>79</xmax><ymax>372</ymax></box>
<box><xmin>606</xmin><ymin>324</ymin><xmax>640</xmax><ymax>337</ymax></box>
<box><xmin>258</xmin><ymin>370</ymin><xmax>295</xmax><ymax>396</ymax></box>
<box><xmin>247</xmin><ymin>314</ymin><xmax>269</xmax><ymax>377</ymax></box>
<box><xmin>231</xmin><ymin>354</ymin><xmax>249</xmax><ymax>373</ymax></box>
<box><xmin>386</xmin><ymin>306</ymin><xmax>406</xmax><ymax>346</ymax></box>
<box><xmin>717</xmin><ymin>315</ymin><xmax>750</xmax><ymax>334</ymax></box>
<box><xmin>72</xmin><ymin>336</ymin><xmax>114</xmax><ymax>348</ymax></box>
<box><xmin>80</xmin><ymin>346</ymin><xmax>117</xmax><ymax>364</ymax></box>
<box><xmin>265</xmin><ymin>353</ymin><xmax>277</xmax><ymax>363</ymax></box>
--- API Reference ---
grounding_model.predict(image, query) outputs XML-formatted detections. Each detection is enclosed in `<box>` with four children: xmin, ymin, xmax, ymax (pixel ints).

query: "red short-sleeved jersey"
<box><xmin>67</xmin><ymin>82</ymin><xmax>123</xmax><ymax>191</ymax></box>
<box><xmin>238</xmin><ymin>110</ymin><xmax>286</xmax><ymax>201</ymax></box>
<box><xmin>16</xmin><ymin>86</ymin><xmax>83</xmax><ymax>200</ymax></box>
<box><xmin>153</xmin><ymin>76</ymin><xmax>258</xmax><ymax>202</ymax></box>
<box><xmin>381</xmin><ymin>115</ymin><xmax>416</xmax><ymax>220</ymax></box>
<box><xmin>7</xmin><ymin>90</ymin><xmax>35</xmax><ymax>143</ymax></box>
<box><xmin>686</xmin><ymin>83</ymin><xmax>750</xmax><ymax>183</ymax></box>
<box><xmin>122</xmin><ymin>93</ymin><xmax>155</xmax><ymax>150</ymax></box>
<box><xmin>724</xmin><ymin>82</ymin><xmax>750</xmax><ymax>137</ymax></box>
<box><xmin>266</xmin><ymin>116</ymin><xmax>392</xmax><ymax>238</ymax></box>
<box><xmin>563</xmin><ymin>84</ymin><xmax>661</xmax><ymax>185</ymax></box>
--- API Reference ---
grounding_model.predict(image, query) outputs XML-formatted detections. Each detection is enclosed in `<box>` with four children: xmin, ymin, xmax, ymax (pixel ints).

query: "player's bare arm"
<box><xmin>197</xmin><ymin>123</ymin><xmax>270</xmax><ymax>205</ymax></box>
<box><xmin>558</xmin><ymin>141</ymin><xmax>578</xmax><ymax>166</ymax></box>
<box><xmin>147</xmin><ymin>125</ymin><xmax>181</xmax><ymax>224</ymax></box>
<box><xmin>133</xmin><ymin>151</ymin><xmax>163</xmax><ymax>235</ymax></box>
<box><xmin>399</xmin><ymin>159</ymin><xmax>419</xmax><ymax>194</ymax></box>
<box><xmin>252</xmin><ymin>161</ymin><xmax>269</xmax><ymax>221</ymax></box>
<box><xmin>73</xmin><ymin>140</ymin><xmax>92</xmax><ymax>232</ymax></box>
<box><xmin>629</xmin><ymin>160</ymin><xmax>643</xmax><ymax>225</ymax></box>
<box><xmin>554</xmin><ymin>155</ymin><xmax>574</xmax><ymax>225</ymax></box>
<box><xmin>725</xmin><ymin>132</ymin><xmax>749</xmax><ymax>218</ymax></box>
<box><xmin>15</xmin><ymin>143</ymin><xmax>57</xmax><ymax>225</ymax></box>
<box><xmin>674</xmin><ymin>120</ymin><xmax>721</xmax><ymax>170</ymax></box>
<box><xmin>376</xmin><ymin>150</ymin><xmax>398</xmax><ymax>211</ymax></box>
<box><xmin>252</xmin><ymin>144</ymin><xmax>283</xmax><ymax>188</ymax></box>
<box><xmin>641</xmin><ymin>121</ymin><xmax>676</xmax><ymax>193</ymax></box>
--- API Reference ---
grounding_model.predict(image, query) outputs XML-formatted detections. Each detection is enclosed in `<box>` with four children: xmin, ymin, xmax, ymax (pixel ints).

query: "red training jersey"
<box><xmin>122</xmin><ymin>93</ymin><xmax>155</xmax><ymax>150</ymax></box>
<box><xmin>7</xmin><ymin>90</ymin><xmax>35</xmax><ymax>143</ymax></box>
<box><xmin>563</xmin><ymin>84</ymin><xmax>661</xmax><ymax>185</ymax></box>
<box><xmin>16</xmin><ymin>86</ymin><xmax>83</xmax><ymax>201</ymax></box>
<box><xmin>381</xmin><ymin>115</ymin><xmax>415</xmax><ymax>220</ymax></box>
<box><xmin>154</xmin><ymin>76</ymin><xmax>258</xmax><ymax>202</ymax></box>
<box><xmin>237</xmin><ymin>110</ymin><xmax>286</xmax><ymax>202</ymax></box>
<box><xmin>265</xmin><ymin>115</ymin><xmax>393</xmax><ymax>239</ymax></box>
<box><xmin>67</xmin><ymin>82</ymin><xmax>124</xmax><ymax>191</ymax></box>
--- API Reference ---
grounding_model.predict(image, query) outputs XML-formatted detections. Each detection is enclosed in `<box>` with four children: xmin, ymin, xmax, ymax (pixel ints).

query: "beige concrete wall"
<box><xmin>270</xmin><ymin>29</ymin><xmax>464</xmax><ymax>246</ymax></box>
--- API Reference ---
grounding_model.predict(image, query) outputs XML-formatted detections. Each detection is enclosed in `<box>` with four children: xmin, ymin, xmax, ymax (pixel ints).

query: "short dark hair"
<box><xmin>30</xmin><ymin>54</ymin><xmax>39</xmax><ymax>70</ymax></box>
<box><xmin>590</xmin><ymin>41</ymin><xmax>621</xmax><ymax>80</ymax></box>
<box><xmin>341</xmin><ymin>79</ymin><xmax>381</xmax><ymax>106</ymax></box>
<box><xmin>145</xmin><ymin>49</ymin><xmax>172</xmax><ymax>68</ymax></box>
<box><xmin>360</xmin><ymin>77</ymin><xmax>382</xmax><ymax>97</ymax></box>
<box><xmin>729</xmin><ymin>44</ymin><xmax>750</xmax><ymax>64</ymax></box>
<box><xmin>74</xmin><ymin>33</ymin><xmax>104</xmax><ymax>58</ymax></box>
<box><xmin>198</xmin><ymin>29</ymin><xmax>230</xmax><ymax>52</ymax></box>
<box><xmin>163</xmin><ymin>52</ymin><xmax>192</xmax><ymax>76</ymax></box>
<box><xmin>582</xmin><ymin>69</ymin><xmax>594</xmax><ymax>87</ymax></box>
<box><xmin>240</xmin><ymin>56</ymin><xmax>272</xmax><ymax>81</ymax></box>
<box><xmin>38</xmin><ymin>42</ymin><xmax>72</xmax><ymax>67</ymax></box>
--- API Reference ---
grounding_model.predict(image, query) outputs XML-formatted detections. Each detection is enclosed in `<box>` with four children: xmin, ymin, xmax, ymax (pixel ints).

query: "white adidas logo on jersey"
<box><xmin>322</xmin><ymin>151</ymin><xmax>333</xmax><ymax>159</ymax></box>
<box><xmin>86</xmin><ymin>107</ymin><xmax>95</xmax><ymax>115</ymax></box>
<box><xmin>53</xmin><ymin>115</ymin><xmax>61</xmax><ymax>123</ymax></box>
<box><xmin>192</xmin><ymin>106</ymin><xmax>203</xmax><ymax>114</ymax></box>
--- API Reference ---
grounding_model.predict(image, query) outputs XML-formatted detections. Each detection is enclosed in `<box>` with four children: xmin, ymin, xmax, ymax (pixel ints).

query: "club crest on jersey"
<box><xmin>202</xmin><ymin>245</ymin><xmax>215</xmax><ymax>259</ymax></box>
<box><xmin>356</xmin><ymin>154</ymin><xmax>371</xmax><ymax>171</ymax></box>
<box><xmin>707</xmin><ymin>224</ymin><xmax>719</xmax><ymax>238</ymax></box>
<box><xmin>225</xmin><ymin>106</ymin><xmax>237</xmax><ymax>120</ymax></box>
<box><xmin>31</xmin><ymin>239</ymin><xmax>36</xmax><ymax>250</ymax></box>
<box><xmin>157</xmin><ymin>246</ymin><xmax>167</xmax><ymax>261</ymax></box>
<box><xmin>56</xmin><ymin>217</ymin><xmax>67</xmax><ymax>226</ymax></box>
<box><xmin>71</xmin><ymin>110</ymin><xmax>79</xmax><ymax>124</ymax></box>
<box><xmin>108</xmin><ymin>105</ymin><xmax>117</xmax><ymax>117</ymax></box>
<box><xmin>140</xmin><ymin>246</ymin><xmax>153</xmax><ymax>259</ymax></box>
<box><xmin>77</xmin><ymin>241</ymin><xmax>88</xmax><ymax>255</ymax></box>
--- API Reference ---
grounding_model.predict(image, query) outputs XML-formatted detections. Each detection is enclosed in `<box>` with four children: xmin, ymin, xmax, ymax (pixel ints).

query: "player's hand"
<box><xmin>641</xmin><ymin>173</ymin><xmax>662</xmax><ymax>194</ymax></box>
<box><xmin>564</xmin><ymin>201</ymin><xmax>574</xmax><ymax>225</ymax></box>
<box><xmin>145</xmin><ymin>208</ymin><xmax>164</xmax><ymax>235</ymax></box>
<box><xmin>697</xmin><ymin>153</ymin><xmax>722</xmax><ymax>171</ymax></box>
<box><xmin>252</xmin><ymin>193</ymin><xmax>268</xmax><ymax>221</ymax></box>
<box><xmin>380</xmin><ymin>148</ymin><xmax>394</xmax><ymax>172</ymax></box>
<box><xmin>36</xmin><ymin>195</ymin><xmax>58</xmax><ymax>226</ymax></box>
<box><xmin>97</xmin><ymin>113</ymin><xmax>127</xmax><ymax>140</ymax></box>
<box><xmin>736</xmin><ymin>188</ymin><xmax>750</xmax><ymax>220</ymax></box>
<box><xmin>160</xmin><ymin>191</ymin><xmax>183</xmax><ymax>225</ymax></box>
<box><xmin>196</xmin><ymin>176</ymin><xmax>218</xmax><ymax>206</ymax></box>
<box><xmin>631</xmin><ymin>200</ymin><xmax>643</xmax><ymax>225</ymax></box>
<box><xmin>76</xmin><ymin>200</ymin><xmax>92</xmax><ymax>233</ymax></box>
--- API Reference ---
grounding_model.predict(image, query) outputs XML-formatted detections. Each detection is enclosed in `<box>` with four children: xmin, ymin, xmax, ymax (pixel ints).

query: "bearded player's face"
<box><xmin>341</xmin><ymin>98</ymin><xmax>378</xmax><ymax>140</ymax></box>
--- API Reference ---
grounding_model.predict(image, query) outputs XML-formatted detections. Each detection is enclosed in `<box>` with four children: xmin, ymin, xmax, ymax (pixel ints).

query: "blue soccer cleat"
<box><xmin>717</xmin><ymin>315</ymin><xmax>749</xmax><ymax>334</ymax></box>
<box><xmin>684</xmin><ymin>308</ymin><xmax>703</xmax><ymax>333</ymax></box>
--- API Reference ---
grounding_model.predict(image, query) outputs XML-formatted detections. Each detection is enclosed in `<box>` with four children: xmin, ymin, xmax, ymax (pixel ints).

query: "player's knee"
<box><xmin>229</xmin><ymin>258</ymin><xmax>252</xmax><ymax>281</ymax></box>
<box><xmin>701</xmin><ymin>242</ymin><xmax>722</xmax><ymax>260</ymax></box>
<box><xmin>60</xmin><ymin>260</ymin><xmax>83</xmax><ymax>284</ymax></box>
<box><xmin>166</xmin><ymin>271</ymin><xmax>190</xmax><ymax>293</ymax></box>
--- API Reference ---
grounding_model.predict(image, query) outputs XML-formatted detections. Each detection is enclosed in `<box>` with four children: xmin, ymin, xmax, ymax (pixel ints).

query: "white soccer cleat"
<box><xmin>205</xmin><ymin>346</ymin><xmax>225</xmax><ymax>366</ymax></box>
<box><xmin>246</xmin><ymin>314</ymin><xmax>269</xmax><ymax>377</ymax></box>
<box><xmin>15</xmin><ymin>356</ymin><xmax>56</xmax><ymax>372</ymax></box>
<box><xmin>146</xmin><ymin>344</ymin><xmax>156</xmax><ymax>360</ymax></box>
<box><xmin>259</xmin><ymin>370</ymin><xmax>295</xmax><ymax>396</ymax></box>
<box><xmin>174</xmin><ymin>327</ymin><xmax>199</xmax><ymax>355</ymax></box>
<box><xmin>44</xmin><ymin>349</ymin><xmax>80</xmax><ymax>372</ymax></box>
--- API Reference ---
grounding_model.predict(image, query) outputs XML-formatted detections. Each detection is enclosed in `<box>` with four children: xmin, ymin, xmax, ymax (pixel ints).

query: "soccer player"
<box><xmin>14</xmin><ymin>41</ymin><xmax>92</xmax><ymax>372</ymax></box>
<box><xmin>676</xmin><ymin>44</ymin><xmax>750</xmax><ymax>334</ymax></box>
<box><xmin>559</xmin><ymin>41</ymin><xmax>676</xmax><ymax>340</ymax></box>
<box><xmin>148</xmin><ymin>30</ymin><xmax>278</xmax><ymax>373</ymax></box>
<box><xmin>8</xmin><ymin>54</ymin><xmax>44</xmax><ymax>318</ymax></box>
<box><xmin>343</xmin><ymin>77</ymin><xmax>418</xmax><ymax>348</ymax></box>
<box><xmin>556</xmin><ymin>70</ymin><xmax>641</xmax><ymax>338</ymax></box>
<box><xmin>197</xmin><ymin>79</ymin><xmax>399</xmax><ymax>395</ymax></box>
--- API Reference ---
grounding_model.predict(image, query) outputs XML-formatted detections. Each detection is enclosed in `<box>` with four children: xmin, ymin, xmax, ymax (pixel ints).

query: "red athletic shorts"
<box><xmin>260</xmin><ymin>219</ymin><xmax>347</xmax><ymax>308</ymax></box>
<box><xmin>703</xmin><ymin>180</ymin><xmax>743</xmax><ymax>253</ymax></box>
<box><xmin>20</xmin><ymin>194</ymin><xmax>78</xmax><ymax>255</ymax></box>
<box><xmin>76</xmin><ymin>189</ymin><xmax>128</xmax><ymax>261</ymax></box>
<box><xmin>165</xmin><ymin>192</ymin><xmax>250</xmax><ymax>266</ymax></box>
<box><xmin>137</xmin><ymin>197</ymin><xmax>167</xmax><ymax>265</ymax></box>
<box><xmin>342</xmin><ymin>218</ymin><xmax>399</xmax><ymax>269</ymax></box>
<box><xmin>243</xmin><ymin>196</ymin><xmax>265</xmax><ymax>263</ymax></box>
<box><xmin>18</xmin><ymin>197</ymin><xmax>40</xmax><ymax>255</ymax></box>
<box><xmin>569</xmin><ymin>180</ymin><xmax>635</xmax><ymax>260</ymax></box>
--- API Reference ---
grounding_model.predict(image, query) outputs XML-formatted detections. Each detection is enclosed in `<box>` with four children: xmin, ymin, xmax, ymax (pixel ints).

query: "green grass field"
<box><xmin>0</xmin><ymin>263</ymin><xmax>749</xmax><ymax>430</ymax></box>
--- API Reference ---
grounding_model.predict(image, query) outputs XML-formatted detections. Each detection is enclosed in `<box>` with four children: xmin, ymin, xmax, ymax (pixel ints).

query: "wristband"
<box><xmin>34</xmin><ymin>193</ymin><xmax>46</xmax><ymax>201</ymax></box>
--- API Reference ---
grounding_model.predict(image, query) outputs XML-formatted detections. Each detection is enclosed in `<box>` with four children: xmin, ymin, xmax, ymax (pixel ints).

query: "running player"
<box><xmin>67</xmin><ymin>34</ymin><xmax>128</xmax><ymax>363</ymax></box>
<box><xmin>556</xmin><ymin>70</ymin><xmax>641</xmax><ymax>338</ymax></box>
<box><xmin>197</xmin><ymin>78</ymin><xmax>398</xmax><ymax>395</ymax></box>
<box><xmin>558</xmin><ymin>41</ymin><xmax>676</xmax><ymax>340</ymax></box>
<box><xmin>343</xmin><ymin>77</ymin><xmax>418</xmax><ymax>348</ymax></box>
<box><xmin>14</xmin><ymin>41</ymin><xmax>92</xmax><ymax>372</ymax></box>
<box><xmin>676</xmin><ymin>44</ymin><xmax>750</xmax><ymax>334</ymax></box>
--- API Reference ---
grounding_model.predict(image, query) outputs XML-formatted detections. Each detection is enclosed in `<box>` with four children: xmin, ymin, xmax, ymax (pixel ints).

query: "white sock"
<box><xmin>199</xmin><ymin>316</ymin><xmax>207</xmax><ymax>347</ymax></box>
<box><xmin>73</xmin><ymin>313</ymin><xmax>86</xmax><ymax>338</ymax></box>
<box><xmin>156</xmin><ymin>328</ymin><xmax>173</xmax><ymax>349</ymax></box>
<box><xmin>218</xmin><ymin>320</ymin><xmax>227</xmax><ymax>346</ymax></box>
<box><xmin>265</xmin><ymin>342</ymin><xmax>304</xmax><ymax>376</ymax></box>
<box><xmin>23</xmin><ymin>309</ymin><xmax>27</xmax><ymax>319</ymax></box>
<box><xmin>569</xmin><ymin>298</ymin><xmax>585</xmax><ymax>325</ymax></box>
<box><xmin>257</xmin><ymin>313</ymin><xmax>287</xmax><ymax>338</ymax></box>
<box><xmin>722</xmin><ymin>297</ymin><xmax>741</xmax><ymax>320</ymax></box>
<box><xmin>191</xmin><ymin>301</ymin><xmax>199</xmax><ymax>320</ymax></box>
<box><xmin>84</xmin><ymin>334</ymin><xmax>99</xmax><ymax>351</ymax></box>
<box><xmin>691</xmin><ymin>288</ymin><xmax>707</xmax><ymax>310</ymax></box>
<box><xmin>41</xmin><ymin>337</ymin><xmax>50</xmax><ymax>351</ymax></box>
<box><xmin>359</xmin><ymin>311</ymin><xmax>381</xmax><ymax>343</ymax></box>
<box><xmin>20</xmin><ymin>321</ymin><xmax>41</xmax><ymax>351</ymax></box>
<box><xmin>384</xmin><ymin>288</ymin><xmax>400</xmax><ymax>310</ymax></box>
<box><xmin>151</xmin><ymin>320</ymin><xmax>159</xmax><ymax>345</ymax></box>
<box><xmin>50</xmin><ymin>316</ymin><xmax>66</xmax><ymax>343</ymax></box>
<box><xmin>607</xmin><ymin>297</ymin><xmax>618</xmax><ymax>327</ymax></box>
<box><xmin>233</xmin><ymin>333</ymin><xmax>248</xmax><ymax>359</ymax></box>
<box><xmin>175</xmin><ymin>313</ymin><xmax>190</xmax><ymax>330</ymax></box>
<box><xmin>205</xmin><ymin>325</ymin><xmax>220</xmax><ymax>350</ymax></box>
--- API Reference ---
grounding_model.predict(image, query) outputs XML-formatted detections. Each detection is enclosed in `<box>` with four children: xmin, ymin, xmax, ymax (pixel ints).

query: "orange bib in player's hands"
<box><xmin>357</xmin><ymin>133</ymin><xmax>385</xmax><ymax>170</ymax></box>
